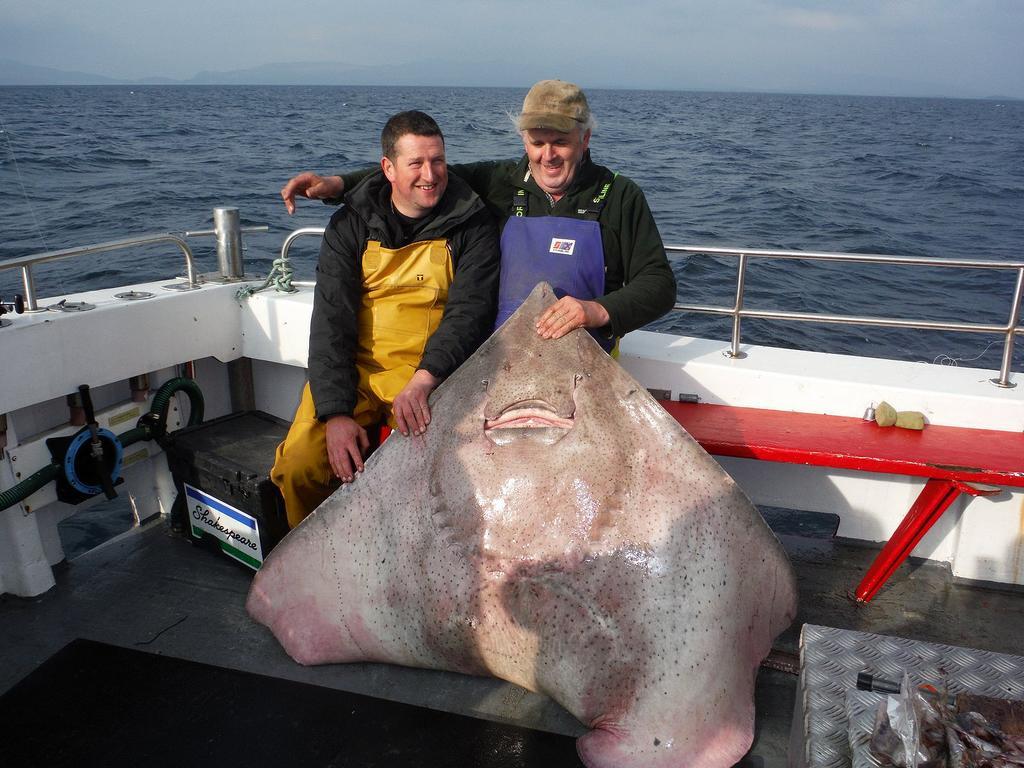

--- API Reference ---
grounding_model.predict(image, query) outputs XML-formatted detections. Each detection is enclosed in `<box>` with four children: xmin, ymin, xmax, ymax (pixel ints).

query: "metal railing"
<box><xmin>1</xmin><ymin>233</ymin><xmax>198</xmax><ymax>311</ymax></box>
<box><xmin>665</xmin><ymin>245</ymin><xmax>1024</xmax><ymax>388</ymax></box>
<box><xmin>5</xmin><ymin>218</ymin><xmax>1020</xmax><ymax>389</ymax></box>
<box><xmin>280</xmin><ymin>226</ymin><xmax>326</xmax><ymax>264</ymax></box>
<box><xmin>0</xmin><ymin>208</ymin><xmax>268</xmax><ymax>311</ymax></box>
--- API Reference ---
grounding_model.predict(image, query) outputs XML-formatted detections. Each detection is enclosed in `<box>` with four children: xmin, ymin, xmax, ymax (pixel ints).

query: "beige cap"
<box><xmin>517</xmin><ymin>80</ymin><xmax>590</xmax><ymax>133</ymax></box>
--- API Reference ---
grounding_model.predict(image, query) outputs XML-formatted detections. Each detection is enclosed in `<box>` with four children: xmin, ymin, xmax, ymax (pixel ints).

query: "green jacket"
<box><xmin>342</xmin><ymin>152</ymin><xmax>676</xmax><ymax>338</ymax></box>
<box><xmin>310</xmin><ymin>171</ymin><xmax>499</xmax><ymax>420</ymax></box>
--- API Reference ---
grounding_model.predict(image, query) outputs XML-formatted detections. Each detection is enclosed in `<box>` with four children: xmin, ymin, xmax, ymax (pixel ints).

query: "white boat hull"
<box><xmin>2</xmin><ymin>277</ymin><xmax>1022</xmax><ymax>597</ymax></box>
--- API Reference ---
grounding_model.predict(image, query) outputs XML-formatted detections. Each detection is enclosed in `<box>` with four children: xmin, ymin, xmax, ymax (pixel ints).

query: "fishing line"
<box><xmin>0</xmin><ymin>110</ymin><xmax>68</xmax><ymax>298</ymax></box>
<box><xmin>0</xmin><ymin>112</ymin><xmax>51</xmax><ymax>252</ymax></box>
<box><xmin>932</xmin><ymin>339</ymin><xmax>1000</xmax><ymax>367</ymax></box>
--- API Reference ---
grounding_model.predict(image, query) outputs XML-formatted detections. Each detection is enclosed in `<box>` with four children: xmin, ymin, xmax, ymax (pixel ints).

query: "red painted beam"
<box><xmin>659</xmin><ymin>401</ymin><xmax>1024</xmax><ymax>488</ymax></box>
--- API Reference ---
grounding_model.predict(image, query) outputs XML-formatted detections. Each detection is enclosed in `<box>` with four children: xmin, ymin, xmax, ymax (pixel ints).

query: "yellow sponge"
<box><xmin>874</xmin><ymin>401</ymin><xmax>925</xmax><ymax>430</ymax></box>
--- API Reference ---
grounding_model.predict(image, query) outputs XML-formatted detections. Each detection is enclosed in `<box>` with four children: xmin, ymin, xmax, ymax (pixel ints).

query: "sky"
<box><xmin>1</xmin><ymin>0</ymin><xmax>1022</xmax><ymax>98</ymax></box>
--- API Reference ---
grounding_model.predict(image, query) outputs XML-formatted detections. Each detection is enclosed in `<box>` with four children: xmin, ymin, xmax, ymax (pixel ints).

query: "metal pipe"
<box><xmin>281</xmin><ymin>227</ymin><xmax>326</xmax><ymax>263</ymax></box>
<box><xmin>67</xmin><ymin>391</ymin><xmax>86</xmax><ymax>427</ymax></box>
<box><xmin>993</xmin><ymin>267</ymin><xmax>1023</xmax><ymax>388</ymax></box>
<box><xmin>665</xmin><ymin>244</ymin><xmax>1024</xmax><ymax>271</ymax></box>
<box><xmin>129</xmin><ymin>374</ymin><xmax>150</xmax><ymax>403</ymax></box>
<box><xmin>21</xmin><ymin>265</ymin><xmax>39</xmax><ymax>312</ymax></box>
<box><xmin>184</xmin><ymin>226</ymin><xmax>268</xmax><ymax>238</ymax></box>
<box><xmin>672</xmin><ymin>304</ymin><xmax>1018</xmax><ymax>335</ymax></box>
<box><xmin>728</xmin><ymin>254</ymin><xmax>749</xmax><ymax>358</ymax></box>
<box><xmin>1</xmin><ymin>234</ymin><xmax>200</xmax><ymax>307</ymax></box>
<box><xmin>667</xmin><ymin>245</ymin><xmax>1022</xmax><ymax>386</ymax></box>
<box><xmin>213</xmin><ymin>207</ymin><xmax>244</xmax><ymax>279</ymax></box>
<box><xmin>183</xmin><ymin>210</ymin><xmax>267</xmax><ymax>283</ymax></box>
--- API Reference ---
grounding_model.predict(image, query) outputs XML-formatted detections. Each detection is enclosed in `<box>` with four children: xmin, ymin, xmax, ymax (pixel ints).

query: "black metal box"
<box><xmin>165</xmin><ymin>410</ymin><xmax>289</xmax><ymax>569</ymax></box>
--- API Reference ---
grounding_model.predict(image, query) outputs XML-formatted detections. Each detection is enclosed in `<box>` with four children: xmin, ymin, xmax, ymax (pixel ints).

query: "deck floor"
<box><xmin>2</xmin><ymin>516</ymin><xmax>1022</xmax><ymax>767</ymax></box>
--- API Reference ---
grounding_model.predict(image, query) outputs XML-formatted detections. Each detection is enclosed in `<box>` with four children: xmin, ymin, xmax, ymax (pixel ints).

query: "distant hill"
<box><xmin>3</xmin><ymin>57</ymin><xmax>1021</xmax><ymax>99</ymax></box>
<box><xmin>188</xmin><ymin>60</ymin><xmax>539</xmax><ymax>86</ymax></box>
<box><xmin>0</xmin><ymin>58</ymin><xmax>545</xmax><ymax>88</ymax></box>
<box><xmin>0</xmin><ymin>58</ymin><xmax>125</xmax><ymax>85</ymax></box>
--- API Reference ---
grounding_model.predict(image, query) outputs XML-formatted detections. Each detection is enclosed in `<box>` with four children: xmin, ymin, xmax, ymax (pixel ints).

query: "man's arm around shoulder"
<box><xmin>281</xmin><ymin>172</ymin><xmax>345</xmax><ymax>214</ymax></box>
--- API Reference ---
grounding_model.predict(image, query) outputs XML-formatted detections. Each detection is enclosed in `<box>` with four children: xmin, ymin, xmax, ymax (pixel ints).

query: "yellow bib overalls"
<box><xmin>270</xmin><ymin>238</ymin><xmax>452</xmax><ymax>527</ymax></box>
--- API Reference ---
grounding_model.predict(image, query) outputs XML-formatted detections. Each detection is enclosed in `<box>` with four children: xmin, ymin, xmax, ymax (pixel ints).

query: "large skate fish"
<box><xmin>247</xmin><ymin>282</ymin><xmax>798</xmax><ymax>768</ymax></box>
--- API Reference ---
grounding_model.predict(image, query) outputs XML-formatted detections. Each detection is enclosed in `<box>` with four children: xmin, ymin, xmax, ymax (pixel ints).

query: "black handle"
<box><xmin>78</xmin><ymin>384</ymin><xmax>118</xmax><ymax>500</ymax></box>
<box><xmin>856</xmin><ymin>672</ymin><xmax>901</xmax><ymax>694</ymax></box>
<box><xmin>78</xmin><ymin>384</ymin><xmax>97</xmax><ymax>424</ymax></box>
<box><xmin>0</xmin><ymin>294</ymin><xmax>25</xmax><ymax>316</ymax></box>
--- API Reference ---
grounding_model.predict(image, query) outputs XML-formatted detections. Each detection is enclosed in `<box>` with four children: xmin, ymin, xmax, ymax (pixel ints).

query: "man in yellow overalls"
<box><xmin>271</xmin><ymin>111</ymin><xmax>499</xmax><ymax>527</ymax></box>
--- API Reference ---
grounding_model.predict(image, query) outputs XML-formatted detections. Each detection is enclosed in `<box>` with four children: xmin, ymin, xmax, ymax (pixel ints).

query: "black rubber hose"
<box><xmin>0</xmin><ymin>464</ymin><xmax>61</xmax><ymax>513</ymax></box>
<box><xmin>149</xmin><ymin>377</ymin><xmax>204</xmax><ymax>431</ymax></box>
<box><xmin>116</xmin><ymin>425</ymin><xmax>150</xmax><ymax>448</ymax></box>
<box><xmin>125</xmin><ymin>376</ymin><xmax>205</xmax><ymax>446</ymax></box>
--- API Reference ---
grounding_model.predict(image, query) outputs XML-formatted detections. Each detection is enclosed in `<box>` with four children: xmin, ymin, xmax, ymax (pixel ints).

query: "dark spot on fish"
<box><xmin>654</xmin><ymin>738</ymin><xmax>661</xmax><ymax>746</ymax></box>
<box><xmin>503</xmin><ymin>361</ymin><xmax>512</xmax><ymax>372</ymax></box>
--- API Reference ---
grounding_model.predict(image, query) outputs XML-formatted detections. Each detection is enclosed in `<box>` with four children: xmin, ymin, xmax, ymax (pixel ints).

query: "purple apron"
<box><xmin>497</xmin><ymin>214</ymin><xmax>611</xmax><ymax>350</ymax></box>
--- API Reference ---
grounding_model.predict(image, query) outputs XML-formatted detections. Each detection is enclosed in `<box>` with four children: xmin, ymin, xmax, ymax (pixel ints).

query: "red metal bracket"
<box><xmin>854</xmin><ymin>479</ymin><xmax>1001</xmax><ymax>603</ymax></box>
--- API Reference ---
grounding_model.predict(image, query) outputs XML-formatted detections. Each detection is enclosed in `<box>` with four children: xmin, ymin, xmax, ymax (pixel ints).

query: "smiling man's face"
<box><xmin>522</xmin><ymin>127</ymin><xmax>590</xmax><ymax>200</ymax></box>
<box><xmin>383</xmin><ymin>133</ymin><xmax>447</xmax><ymax>218</ymax></box>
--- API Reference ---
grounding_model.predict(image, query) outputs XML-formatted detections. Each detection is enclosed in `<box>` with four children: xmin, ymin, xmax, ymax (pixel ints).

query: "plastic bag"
<box><xmin>868</xmin><ymin>671</ymin><xmax>1024</xmax><ymax>768</ymax></box>
<box><xmin>868</xmin><ymin>672</ymin><xmax>948</xmax><ymax>767</ymax></box>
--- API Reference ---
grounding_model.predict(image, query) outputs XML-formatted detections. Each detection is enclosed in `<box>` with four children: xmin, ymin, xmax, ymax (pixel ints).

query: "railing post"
<box><xmin>213</xmin><ymin>207</ymin><xmax>244</xmax><ymax>280</ymax></box>
<box><xmin>280</xmin><ymin>227</ymin><xmax>327</xmax><ymax>263</ymax></box>
<box><xmin>992</xmin><ymin>266</ymin><xmax>1022</xmax><ymax>388</ymax></box>
<box><xmin>726</xmin><ymin>253</ymin><xmax>749</xmax><ymax>359</ymax></box>
<box><xmin>20</xmin><ymin>265</ymin><xmax>41</xmax><ymax>312</ymax></box>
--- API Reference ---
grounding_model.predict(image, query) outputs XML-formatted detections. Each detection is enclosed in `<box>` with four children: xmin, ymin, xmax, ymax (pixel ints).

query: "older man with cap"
<box><xmin>281</xmin><ymin>80</ymin><xmax>676</xmax><ymax>350</ymax></box>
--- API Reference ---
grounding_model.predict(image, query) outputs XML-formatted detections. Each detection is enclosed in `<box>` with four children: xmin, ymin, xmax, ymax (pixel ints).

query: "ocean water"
<box><xmin>2</xmin><ymin>85</ymin><xmax>1022</xmax><ymax>371</ymax></box>
<box><xmin>1</xmin><ymin>85</ymin><xmax>1021</xmax><ymax>557</ymax></box>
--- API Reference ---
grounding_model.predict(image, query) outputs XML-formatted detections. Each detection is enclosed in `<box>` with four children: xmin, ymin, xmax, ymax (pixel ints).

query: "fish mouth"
<box><xmin>483</xmin><ymin>400</ymin><xmax>574</xmax><ymax>446</ymax></box>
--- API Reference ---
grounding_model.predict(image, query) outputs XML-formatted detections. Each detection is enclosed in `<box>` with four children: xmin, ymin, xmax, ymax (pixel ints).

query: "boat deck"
<box><xmin>2</xmin><ymin>514</ymin><xmax>1022</xmax><ymax>767</ymax></box>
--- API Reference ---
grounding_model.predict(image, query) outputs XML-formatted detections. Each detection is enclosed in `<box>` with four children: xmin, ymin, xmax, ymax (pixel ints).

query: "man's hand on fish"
<box><xmin>392</xmin><ymin>369</ymin><xmax>440</xmax><ymax>437</ymax></box>
<box><xmin>324</xmin><ymin>414</ymin><xmax>369</xmax><ymax>483</ymax></box>
<box><xmin>280</xmin><ymin>172</ymin><xmax>345</xmax><ymax>214</ymax></box>
<box><xmin>535</xmin><ymin>296</ymin><xmax>610</xmax><ymax>340</ymax></box>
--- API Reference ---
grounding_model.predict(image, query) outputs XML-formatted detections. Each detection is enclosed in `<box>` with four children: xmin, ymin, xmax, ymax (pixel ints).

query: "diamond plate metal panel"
<box><xmin>792</xmin><ymin>624</ymin><xmax>1024</xmax><ymax>768</ymax></box>
<box><xmin>846</xmin><ymin>690</ymin><xmax>886</xmax><ymax>768</ymax></box>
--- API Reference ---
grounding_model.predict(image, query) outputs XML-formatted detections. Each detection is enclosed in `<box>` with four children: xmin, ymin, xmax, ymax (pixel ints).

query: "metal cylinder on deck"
<box><xmin>67</xmin><ymin>391</ymin><xmax>86</xmax><ymax>427</ymax></box>
<box><xmin>129</xmin><ymin>374</ymin><xmax>150</xmax><ymax>403</ymax></box>
<box><xmin>213</xmin><ymin>207</ymin><xmax>244</xmax><ymax>280</ymax></box>
<box><xmin>21</xmin><ymin>266</ymin><xmax>40</xmax><ymax>312</ymax></box>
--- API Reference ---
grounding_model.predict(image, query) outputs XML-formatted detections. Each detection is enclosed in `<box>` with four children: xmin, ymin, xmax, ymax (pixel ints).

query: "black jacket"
<box><xmin>309</xmin><ymin>171</ymin><xmax>499</xmax><ymax>420</ymax></box>
<box><xmin>341</xmin><ymin>152</ymin><xmax>676</xmax><ymax>338</ymax></box>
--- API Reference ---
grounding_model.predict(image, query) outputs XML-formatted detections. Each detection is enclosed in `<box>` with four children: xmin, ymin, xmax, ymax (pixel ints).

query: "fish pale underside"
<box><xmin>247</xmin><ymin>282</ymin><xmax>799</xmax><ymax>768</ymax></box>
